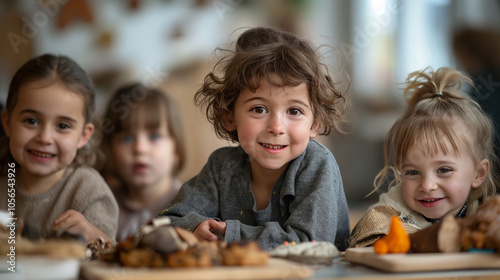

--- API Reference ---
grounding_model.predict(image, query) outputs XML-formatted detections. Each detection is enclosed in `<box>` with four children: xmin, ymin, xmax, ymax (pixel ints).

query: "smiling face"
<box><xmin>400</xmin><ymin>141</ymin><xmax>488</xmax><ymax>220</ymax></box>
<box><xmin>111</xmin><ymin>108</ymin><xmax>178</xmax><ymax>190</ymax></box>
<box><xmin>226</xmin><ymin>78</ymin><xmax>319</xmax><ymax>176</ymax></box>
<box><xmin>1</xmin><ymin>80</ymin><xmax>93</xmax><ymax>181</ymax></box>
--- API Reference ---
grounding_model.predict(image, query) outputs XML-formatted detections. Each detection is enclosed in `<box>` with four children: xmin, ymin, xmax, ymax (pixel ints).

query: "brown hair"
<box><xmin>99</xmin><ymin>83</ymin><xmax>186</xmax><ymax>178</ymax></box>
<box><xmin>194</xmin><ymin>26</ymin><xmax>349</xmax><ymax>142</ymax></box>
<box><xmin>375</xmin><ymin>67</ymin><xmax>497</xmax><ymax>205</ymax></box>
<box><xmin>0</xmin><ymin>54</ymin><xmax>96</xmax><ymax>174</ymax></box>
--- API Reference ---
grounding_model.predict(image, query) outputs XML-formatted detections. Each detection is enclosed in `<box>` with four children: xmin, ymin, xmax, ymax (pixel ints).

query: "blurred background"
<box><xmin>1</xmin><ymin>0</ymin><xmax>500</xmax><ymax>211</ymax></box>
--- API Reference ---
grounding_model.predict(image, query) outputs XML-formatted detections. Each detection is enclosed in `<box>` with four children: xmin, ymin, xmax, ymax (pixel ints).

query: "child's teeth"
<box><xmin>263</xmin><ymin>144</ymin><xmax>284</xmax><ymax>149</ymax></box>
<box><xmin>32</xmin><ymin>151</ymin><xmax>53</xmax><ymax>158</ymax></box>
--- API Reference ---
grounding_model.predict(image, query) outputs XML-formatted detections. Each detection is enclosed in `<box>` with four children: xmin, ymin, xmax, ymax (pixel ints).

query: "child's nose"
<box><xmin>267</xmin><ymin>114</ymin><xmax>285</xmax><ymax>135</ymax></box>
<box><xmin>419</xmin><ymin>175</ymin><xmax>438</xmax><ymax>193</ymax></box>
<box><xmin>133</xmin><ymin>135</ymin><xmax>149</xmax><ymax>153</ymax></box>
<box><xmin>35</xmin><ymin>126</ymin><xmax>54</xmax><ymax>144</ymax></box>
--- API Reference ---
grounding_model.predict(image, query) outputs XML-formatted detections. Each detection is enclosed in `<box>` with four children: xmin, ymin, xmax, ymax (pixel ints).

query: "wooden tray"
<box><xmin>80</xmin><ymin>258</ymin><xmax>313</xmax><ymax>280</ymax></box>
<box><xmin>344</xmin><ymin>247</ymin><xmax>500</xmax><ymax>272</ymax></box>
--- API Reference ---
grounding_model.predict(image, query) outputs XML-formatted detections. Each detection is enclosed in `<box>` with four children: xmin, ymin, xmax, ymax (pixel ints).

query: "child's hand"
<box><xmin>193</xmin><ymin>219</ymin><xmax>226</xmax><ymax>242</ymax></box>
<box><xmin>53</xmin><ymin>209</ymin><xmax>112</xmax><ymax>244</ymax></box>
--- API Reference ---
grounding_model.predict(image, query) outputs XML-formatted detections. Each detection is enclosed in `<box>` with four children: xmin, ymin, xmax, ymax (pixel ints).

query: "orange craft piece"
<box><xmin>58</xmin><ymin>0</ymin><xmax>93</xmax><ymax>29</ymax></box>
<box><xmin>373</xmin><ymin>215</ymin><xmax>410</xmax><ymax>254</ymax></box>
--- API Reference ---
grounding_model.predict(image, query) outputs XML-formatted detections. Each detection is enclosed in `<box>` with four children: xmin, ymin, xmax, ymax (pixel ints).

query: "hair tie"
<box><xmin>431</xmin><ymin>91</ymin><xmax>443</xmax><ymax>98</ymax></box>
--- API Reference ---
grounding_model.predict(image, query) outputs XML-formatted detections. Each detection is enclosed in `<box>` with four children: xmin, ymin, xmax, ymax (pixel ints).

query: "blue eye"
<box><xmin>149</xmin><ymin>133</ymin><xmax>160</xmax><ymax>141</ymax></box>
<box><xmin>405</xmin><ymin>170</ymin><xmax>419</xmax><ymax>176</ymax></box>
<box><xmin>438</xmin><ymin>167</ymin><xmax>452</xmax><ymax>174</ymax></box>
<box><xmin>122</xmin><ymin>135</ymin><xmax>134</xmax><ymax>143</ymax></box>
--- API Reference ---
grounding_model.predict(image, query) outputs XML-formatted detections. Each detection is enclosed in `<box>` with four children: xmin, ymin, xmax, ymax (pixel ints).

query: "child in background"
<box><xmin>349</xmin><ymin>67</ymin><xmax>497</xmax><ymax>248</ymax></box>
<box><xmin>99</xmin><ymin>83</ymin><xmax>185</xmax><ymax>241</ymax></box>
<box><xmin>158</xmin><ymin>27</ymin><xmax>351</xmax><ymax>251</ymax></box>
<box><xmin>0</xmin><ymin>54</ymin><xmax>118</xmax><ymax>243</ymax></box>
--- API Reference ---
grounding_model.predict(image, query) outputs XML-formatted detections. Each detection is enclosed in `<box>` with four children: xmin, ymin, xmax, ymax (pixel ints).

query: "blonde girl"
<box><xmin>349</xmin><ymin>67</ymin><xmax>497</xmax><ymax>248</ymax></box>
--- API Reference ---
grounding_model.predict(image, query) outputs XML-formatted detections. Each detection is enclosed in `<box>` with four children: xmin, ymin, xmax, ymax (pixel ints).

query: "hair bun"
<box><xmin>403</xmin><ymin>67</ymin><xmax>472</xmax><ymax>108</ymax></box>
<box><xmin>236</xmin><ymin>27</ymin><xmax>296</xmax><ymax>51</ymax></box>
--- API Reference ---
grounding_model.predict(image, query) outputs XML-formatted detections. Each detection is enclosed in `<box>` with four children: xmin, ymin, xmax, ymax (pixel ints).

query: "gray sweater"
<box><xmin>158</xmin><ymin>140</ymin><xmax>350</xmax><ymax>250</ymax></box>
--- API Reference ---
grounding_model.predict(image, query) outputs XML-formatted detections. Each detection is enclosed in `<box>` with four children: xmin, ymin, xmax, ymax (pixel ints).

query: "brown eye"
<box><xmin>24</xmin><ymin>118</ymin><xmax>38</xmax><ymax>125</ymax></box>
<box><xmin>288</xmin><ymin>108</ymin><xmax>303</xmax><ymax>116</ymax></box>
<box><xmin>252</xmin><ymin>106</ymin><xmax>266</xmax><ymax>114</ymax></box>
<box><xmin>58</xmin><ymin>123</ymin><xmax>70</xmax><ymax>129</ymax></box>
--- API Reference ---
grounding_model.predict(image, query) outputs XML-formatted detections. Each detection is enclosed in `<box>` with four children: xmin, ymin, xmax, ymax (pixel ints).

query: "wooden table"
<box><xmin>79</xmin><ymin>258</ymin><xmax>500</xmax><ymax>280</ymax></box>
<box><xmin>80</xmin><ymin>258</ymin><xmax>314</xmax><ymax>280</ymax></box>
<box><xmin>313</xmin><ymin>261</ymin><xmax>500</xmax><ymax>280</ymax></box>
<box><xmin>80</xmin><ymin>246</ymin><xmax>500</xmax><ymax>280</ymax></box>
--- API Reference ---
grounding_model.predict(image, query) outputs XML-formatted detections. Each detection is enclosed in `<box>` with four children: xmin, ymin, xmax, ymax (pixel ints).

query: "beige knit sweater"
<box><xmin>0</xmin><ymin>166</ymin><xmax>118</xmax><ymax>240</ymax></box>
<box><xmin>348</xmin><ymin>184</ymin><xmax>432</xmax><ymax>248</ymax></box>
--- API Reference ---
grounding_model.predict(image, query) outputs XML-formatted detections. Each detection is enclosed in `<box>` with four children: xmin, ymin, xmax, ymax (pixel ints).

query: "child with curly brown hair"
<box><xmin>159</xmin><ymin>27</ymin><xmax>351</xmax><ymax>251</ymax></box>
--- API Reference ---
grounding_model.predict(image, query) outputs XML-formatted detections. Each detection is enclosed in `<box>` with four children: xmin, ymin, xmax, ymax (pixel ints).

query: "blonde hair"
<box><xmin>374</xmin><ymin>67</ymin><xmax>497</xmax><ymax>205</ymax></box>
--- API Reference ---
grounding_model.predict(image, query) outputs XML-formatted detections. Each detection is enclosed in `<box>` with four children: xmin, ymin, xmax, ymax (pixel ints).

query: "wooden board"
<box><xmin>344</xmin><ymin>247</ymin><xmax>500</xmax><ymax>273</ymax></box>
<box><xmin>80</xmin><ymin>258</ymin><xmax>313</xmax><ymax>280</ymax></box>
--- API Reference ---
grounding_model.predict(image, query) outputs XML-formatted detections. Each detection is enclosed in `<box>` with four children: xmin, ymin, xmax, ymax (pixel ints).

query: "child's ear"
<box><xmin>472</xmin><ymin>159</ymin><xmax>490</xmax><ymax>188</ymax></box>
<box><xmin>77</xmin><ymin>123</ymin><xmax>95</xmax><ymax>149</ymax></box>
<box><xmin>1</xmin><ymin>111</ymin><xmax>10</xmax><ymax>138</ymax></box>
<box><xmin>222</xmin><ymin>113</ymin><xmax>236</xmax><ymax>131</ymax></box>
<box><xmin>309</xmin><ymin>120</ymin><xmax>321</xmax><ymax>138</ymax></box>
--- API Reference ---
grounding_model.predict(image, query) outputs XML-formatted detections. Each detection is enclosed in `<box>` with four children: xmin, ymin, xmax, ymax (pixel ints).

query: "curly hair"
<box><xmin>194</xmin><ymin>27</ymin><xmax>349</xmax><ymax>142</ymax></box>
